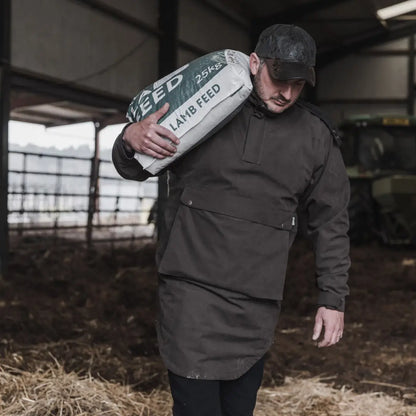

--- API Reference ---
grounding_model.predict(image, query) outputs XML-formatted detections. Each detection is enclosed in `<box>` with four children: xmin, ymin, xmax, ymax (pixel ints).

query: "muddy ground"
<box><xmin>1</xmin><ymin>236</ymin><xmax>416</xmax><ymax>404</ymax></box>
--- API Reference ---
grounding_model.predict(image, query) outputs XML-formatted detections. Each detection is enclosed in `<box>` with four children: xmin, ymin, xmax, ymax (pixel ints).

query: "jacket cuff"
<box><xmin>120</xmin><ymin>122</ymin><xmax>135</xmax><ymax>159</ymax></box>
<box><xmin>317</xmin><ymin>291</ymin><xmax>345</xmax><ymax>312</ymax></box>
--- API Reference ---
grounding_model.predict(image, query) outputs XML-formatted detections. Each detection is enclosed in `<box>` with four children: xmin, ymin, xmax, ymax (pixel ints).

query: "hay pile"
<box><xmin>0</xmin><ymin>364</ymin><xmax>171</xmax><ymax>416</ymax></box>
<box><xmin>256</xmin><ymin>377</ymin><xmax>416</xmax><ymax>416</ymax></box>
<box><xmin>1</xmin><ymin>364</ymin><xmax>415</xmax><ymax>416</ymax></box>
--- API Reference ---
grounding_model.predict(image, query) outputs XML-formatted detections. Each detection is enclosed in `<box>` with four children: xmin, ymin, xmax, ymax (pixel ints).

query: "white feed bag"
<box><xmin>127</xmin><ymin>49</ymin><xmax>252</xmax><ymax>174</ymax></box>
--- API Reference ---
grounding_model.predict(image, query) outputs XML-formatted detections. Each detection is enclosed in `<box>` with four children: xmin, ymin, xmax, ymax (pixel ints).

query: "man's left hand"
<box><xmin>312</xmin><ymin>306</ymin><xmax>344</xmax><ymax>348</ymax></box>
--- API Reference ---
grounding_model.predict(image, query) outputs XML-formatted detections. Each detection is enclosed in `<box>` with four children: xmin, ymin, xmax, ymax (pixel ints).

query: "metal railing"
<box><xmin>8</xmin><ymin>150</ymin><xmax>158</xmax><ymax>245</ymax></box>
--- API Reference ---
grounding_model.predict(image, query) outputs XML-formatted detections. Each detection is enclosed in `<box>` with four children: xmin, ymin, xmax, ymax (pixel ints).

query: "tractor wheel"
<box><xmin>348</xmin><ymin>182</ymin><xmax>376</xmax><ymax>244</ymax></box>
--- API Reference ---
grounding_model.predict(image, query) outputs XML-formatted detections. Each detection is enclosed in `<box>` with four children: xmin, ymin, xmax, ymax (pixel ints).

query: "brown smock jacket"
<box><xmin>112</xmin><ymin>93</ymin><xmax>351</xmax><ymax>380</ymax></box>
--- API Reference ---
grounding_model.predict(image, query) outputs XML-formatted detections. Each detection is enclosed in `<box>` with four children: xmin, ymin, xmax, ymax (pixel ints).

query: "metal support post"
<box><xmin>408</xmin><ymin>35</ymin><xmax>415</xmax><ymax>116</ymax></box>
<box><xmin>156</xmin><ymin>0</ymin><xmax>178</xmax><ymax>241</ymax></box>
<box><xmin>0</xmin><ymin>0</ymin><xmax>11</xmax><ymax>278</ymax></box>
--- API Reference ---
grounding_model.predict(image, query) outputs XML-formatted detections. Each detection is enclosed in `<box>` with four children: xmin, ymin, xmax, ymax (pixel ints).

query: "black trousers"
<box><xmin>167</xmin><ymin>357</ymin><xmax>265</xmax><ymax>416</ymax></box>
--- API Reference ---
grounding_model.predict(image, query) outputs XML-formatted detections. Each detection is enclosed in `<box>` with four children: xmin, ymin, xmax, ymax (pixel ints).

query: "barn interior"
<box><xmin>1</xmin><ymin>1</ymin><xmax>416</xmax><ymax>415</ymax></box>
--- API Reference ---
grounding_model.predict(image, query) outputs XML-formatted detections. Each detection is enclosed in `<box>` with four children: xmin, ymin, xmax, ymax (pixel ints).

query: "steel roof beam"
<box><xmin>256</xmin><ymin>0</ymin><xmax>351</xmax><ymax>28</ymax></box>
<box><xmin>319</xmin><ymin>22</ymin><xmax>416</xmax><ymax>66</ymax></box>
<box><xmin>196</xmin><ymin>0</ymin><xmax>251</xmax><ymax>30</ymax></box>
<box><xmin>11</xmin><ymin>69</ymin><xmax>130</xmax><ymax>113</ymax></box>
<box><xmin>250</xmin><ymin>0</ymin><xmax>351</xmax><ymax>51</ymax></box>
<box><xmin>70</xmin><ymin>0</ymin><xmax>161</xmax><ymax>37</ymax></box>
<box><xmin>10</xmin><ymin>93</ymin><xmax>61</xmax><ymax>111</ymax></box>
<box><xmin>71</xmin><ymin>0</ymin><xmax>207</xmax><ymax>57</ymax></box>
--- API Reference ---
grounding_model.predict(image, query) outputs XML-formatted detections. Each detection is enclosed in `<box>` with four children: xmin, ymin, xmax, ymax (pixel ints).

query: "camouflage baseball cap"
<box><xmin>255</xmin><ymin>24</ymin><xmax>316</xmax><ymax>86</ymax></box>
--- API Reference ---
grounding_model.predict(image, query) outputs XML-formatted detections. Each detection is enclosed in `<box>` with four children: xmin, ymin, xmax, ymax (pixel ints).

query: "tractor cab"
<box><xmin>339</xmin><ymin>115</ymin><xmax>416</xmax><ymax>245</ymax></box>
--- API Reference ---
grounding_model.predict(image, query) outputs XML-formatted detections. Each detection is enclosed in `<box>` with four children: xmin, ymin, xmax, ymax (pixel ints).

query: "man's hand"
<box><xmin>312</xmin><ymin>306</ymin><xmax>344</xmax><ymax>348</ymax></box>
<box><xmin>123</xmin><ymin>103</ymin><xmax>180</xmax><ymax>159</ymax></box>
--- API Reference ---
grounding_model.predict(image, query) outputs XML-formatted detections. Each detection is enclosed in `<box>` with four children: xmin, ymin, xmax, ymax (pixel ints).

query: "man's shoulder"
<box><xmin>295</xmin><ymin>99</ymin><xmax>342</xmax><ymax>146</ymax></box>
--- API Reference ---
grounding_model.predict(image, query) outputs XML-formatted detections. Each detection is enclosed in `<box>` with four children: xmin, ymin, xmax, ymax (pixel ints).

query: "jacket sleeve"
<box><xmin>112</xmin><ymin>123</ymin><xmax>152</xmax><ymax>182</ymax></box>
<box><xmin>300</xmin><ymin>136</ymin><xmax>351</xmax><ymax>312</ymax></box>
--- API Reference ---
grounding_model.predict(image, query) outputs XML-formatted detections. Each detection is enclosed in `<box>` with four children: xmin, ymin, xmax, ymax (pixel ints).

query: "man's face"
<box><xmin>249</xmin><ymin>53</ymin><xmax>305</xmax><ymax>114</ymax></box>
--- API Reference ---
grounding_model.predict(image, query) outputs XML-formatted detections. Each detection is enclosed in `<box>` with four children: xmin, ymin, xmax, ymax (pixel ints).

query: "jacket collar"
<box><xmin>247</xmin><ymin>89</ymin><xmax>295</xmax><ymax>118</ymax></box>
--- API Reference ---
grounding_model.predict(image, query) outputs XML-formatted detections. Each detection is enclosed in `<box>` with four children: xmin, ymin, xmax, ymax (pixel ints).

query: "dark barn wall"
<box><xmin>317</xmin><ymin>38</ymin><xmax>414</xmax><ymax>123</ymax></box>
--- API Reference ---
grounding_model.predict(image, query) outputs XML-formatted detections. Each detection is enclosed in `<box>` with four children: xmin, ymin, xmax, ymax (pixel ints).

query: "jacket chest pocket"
<box><xmin>158</xmin><ymin>187</ymin><xmax>297</xmax><ymax>300</ymax></box>
<box><xmin>242</xmin><ymin>111</ymin><xmax>265</xmax><ymax>165</ymax></box>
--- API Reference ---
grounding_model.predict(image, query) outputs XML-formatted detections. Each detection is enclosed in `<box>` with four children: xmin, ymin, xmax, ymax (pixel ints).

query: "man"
<box><xmin>113</xmin><ymin>24</ymin><xmax>350</xmax><ymax>416</ymax></box>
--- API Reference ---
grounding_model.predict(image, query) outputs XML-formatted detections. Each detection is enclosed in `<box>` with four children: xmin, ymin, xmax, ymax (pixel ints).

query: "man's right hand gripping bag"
<box><xmin>127</xmin><ymin>49</ymin><xmax>252</xmax><ymax>175</ymax></box>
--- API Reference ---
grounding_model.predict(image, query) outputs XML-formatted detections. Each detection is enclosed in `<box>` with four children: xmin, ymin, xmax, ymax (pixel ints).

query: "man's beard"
<box><xmin>253</xmin><ymin>70</ymin><xmax>290</xmax><ymax>110</ymax></box>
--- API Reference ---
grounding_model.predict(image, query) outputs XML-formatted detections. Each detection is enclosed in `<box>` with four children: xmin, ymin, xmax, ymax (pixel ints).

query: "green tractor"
<box><xmin>339</xmin><ymin>115</ymin><xmax>416</xmax><ymax>245</ymax></box>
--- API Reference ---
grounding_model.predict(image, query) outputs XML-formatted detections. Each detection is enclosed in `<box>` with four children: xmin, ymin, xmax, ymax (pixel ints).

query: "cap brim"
<box><xmin>264</xmin><ymin>59</ymin><xmax>315</xmax><ymax>86</ymax></box>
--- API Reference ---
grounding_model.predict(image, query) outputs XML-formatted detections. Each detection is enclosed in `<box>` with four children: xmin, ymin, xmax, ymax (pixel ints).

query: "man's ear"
<box><xmin>249</xmin><ymin>52</ymin><xmax>261</xmax><ymax>76</ymax></box>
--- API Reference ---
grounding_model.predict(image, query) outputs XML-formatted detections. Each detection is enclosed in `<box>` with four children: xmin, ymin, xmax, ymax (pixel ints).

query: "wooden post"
<box><xmin>86</xmin><ymin>121</ymin><xmax>101</xmax><ymax>247</ymax></box>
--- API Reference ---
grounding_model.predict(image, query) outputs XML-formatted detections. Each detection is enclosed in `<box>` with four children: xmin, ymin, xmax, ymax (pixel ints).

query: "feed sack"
<box><xmin>127</xmin><ymin>49</ymin><xmax>252</xmax><ymax>174</ymax></box>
